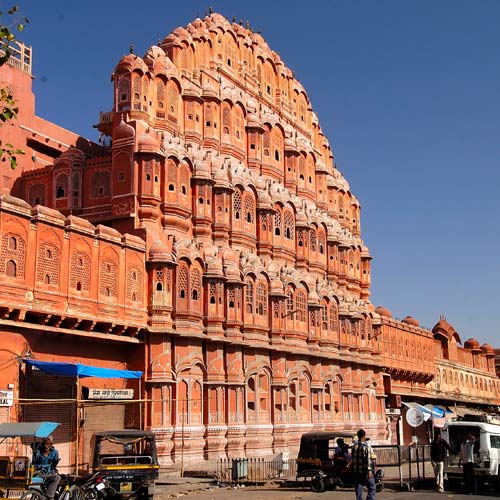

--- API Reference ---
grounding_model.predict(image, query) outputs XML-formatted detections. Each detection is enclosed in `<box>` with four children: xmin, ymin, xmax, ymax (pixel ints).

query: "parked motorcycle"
<box><xmin>79</xmin><ymin>472</ymin><xmax>110</xmax><ymax>500</ymax></box>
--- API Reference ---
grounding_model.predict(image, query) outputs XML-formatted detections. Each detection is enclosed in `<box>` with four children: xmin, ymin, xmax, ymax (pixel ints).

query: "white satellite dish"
<box><xmin>406</xmin><ymin>407</ymin><xmax>425</xmax><ymax>427</ymax></box>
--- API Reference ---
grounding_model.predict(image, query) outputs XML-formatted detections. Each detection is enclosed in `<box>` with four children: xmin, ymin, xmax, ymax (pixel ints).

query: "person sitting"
<box><xmin>33</xmin><ymin>437</ymin><xmax>61</xmax><ymax>500</ymax></box>
<box><xmin>333</xmin><ymin>438</ymin><xmax>351</xmax><ymax>473</ymax></box>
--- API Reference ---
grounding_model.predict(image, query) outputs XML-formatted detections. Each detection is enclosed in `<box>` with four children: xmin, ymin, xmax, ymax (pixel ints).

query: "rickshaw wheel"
<box><xmin>20</xmin><ymin>490</ymin><xmax>44</xmax><ymax>500</ymax></box>
<box><xmin>310</xmin><ymin>476</ymin><xmax>325</xmax><ymax>493</ymax></box>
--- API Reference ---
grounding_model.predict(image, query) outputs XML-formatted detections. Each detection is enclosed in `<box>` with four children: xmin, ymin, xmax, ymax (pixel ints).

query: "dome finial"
<box><xmin>129</xmin><ymin>44</ymin><xmax>134</xmax><ymax>54</ymax></box>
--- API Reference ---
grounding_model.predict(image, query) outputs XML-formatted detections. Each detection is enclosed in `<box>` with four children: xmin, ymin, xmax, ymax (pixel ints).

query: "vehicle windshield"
<box><xmin>94</xmin><ymin>435</ymin><xmax>156</xmax><ymax>468</ymax></box>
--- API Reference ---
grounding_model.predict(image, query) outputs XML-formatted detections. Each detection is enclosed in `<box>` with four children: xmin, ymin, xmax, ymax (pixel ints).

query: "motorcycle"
<box><xmin>79</xmin><ymin>472</ymin><xmax>110</xmax><ymax>500</ymax></box>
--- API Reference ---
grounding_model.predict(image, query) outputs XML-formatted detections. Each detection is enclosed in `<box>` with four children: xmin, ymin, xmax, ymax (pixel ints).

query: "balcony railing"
<box><xmin>0</xmin><ymin>41</ymin><xmax>32</xmax><ymax>75</ymax></box>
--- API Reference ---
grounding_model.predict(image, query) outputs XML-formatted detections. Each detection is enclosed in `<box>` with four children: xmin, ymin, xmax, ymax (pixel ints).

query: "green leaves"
<box><xmin>0</xmin><ymin>141</ymin><xmax>24</xmax><ymax>169</ymax></box>
<box><xmin>0</xmin><ymin>4</ymin><xmax>29</xmax><ymax>169</ymax></box>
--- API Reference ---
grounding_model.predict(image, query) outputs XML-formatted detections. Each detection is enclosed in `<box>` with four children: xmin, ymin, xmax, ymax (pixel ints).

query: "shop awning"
<box><xmin>403</xmin><ymin>401</ymin><xmax>453</xmax><ymax>419</ymax></box>
<box><xmin>0</xmin><ymin>421</ymin><xmax>59</xmax><ymax>438</ymax></box>
<box><xmin>23</xmin><ymin>359</ymin><xmax>142</xmax><ymax>379</ymax></box>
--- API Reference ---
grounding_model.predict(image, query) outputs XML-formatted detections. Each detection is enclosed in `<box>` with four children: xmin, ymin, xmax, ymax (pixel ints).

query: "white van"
<box><xmin>442</xmin><ymin>419</ymin><xmax>500</xmax><ymax>490</ymax></box>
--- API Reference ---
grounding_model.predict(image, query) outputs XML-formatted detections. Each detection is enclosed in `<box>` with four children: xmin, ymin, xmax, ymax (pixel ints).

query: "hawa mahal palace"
<box><xmin>0</xmin><ymin>12</ymin><xmax>498</xmax><ymax>468</ymax></box>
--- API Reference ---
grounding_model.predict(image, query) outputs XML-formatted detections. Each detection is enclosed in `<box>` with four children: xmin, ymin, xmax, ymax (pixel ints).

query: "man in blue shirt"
<box><xmin>351</xmin><ymin>429</ymin><xmax>376</xmax><ymax>500</ymax></box>
<box><xmin>33</xmin><ymin>437</ymin><xmax>61</xmax><ymax>500</ymax></box>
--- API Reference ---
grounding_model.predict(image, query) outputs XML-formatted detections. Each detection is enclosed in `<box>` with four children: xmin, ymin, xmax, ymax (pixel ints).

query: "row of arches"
<box><xmin>437</xmin><ymin>367</ymin><xmax>500</xmax><ymax>395</ymax></box>
<box><xmin>1</xmin><ymin>233</ymin><xmax>144</xmax><ymax>304</ymax></box>
<box><xmin>149</xmin><ymin>366</ymin><xmax>384</xmax><ymax>428</ymax></box>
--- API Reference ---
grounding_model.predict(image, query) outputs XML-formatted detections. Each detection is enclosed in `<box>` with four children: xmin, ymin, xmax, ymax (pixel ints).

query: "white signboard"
<box><xmin>87</xmin><ymin>389</ymin><xmax>134</xmax><ymax>400</ymax></box>
<box><xmin>0</xmin><ymin>390</ymin><xmax>14</xmax><ymax>407</ymax></box>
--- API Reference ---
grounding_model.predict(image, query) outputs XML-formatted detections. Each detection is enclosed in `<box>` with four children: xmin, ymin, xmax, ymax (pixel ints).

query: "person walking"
<box><xmin>459</xmin><ymin>434</ymin><xmax>476</xmax><ymax>495</ymax></box>
<box><xmin>351</xmin><ymin>429</ymin><xmax>376</xmax><ymax>500</ymax></box>
<box><xmin>430</xmin><ymin>430</ymin><xmax>451</xmax><ymax>492</ymax></box>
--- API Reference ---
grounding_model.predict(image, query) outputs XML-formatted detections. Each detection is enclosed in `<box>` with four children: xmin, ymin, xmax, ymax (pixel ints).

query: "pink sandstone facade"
<box><xmin>0</xmin><ymin>13</ymin><xmax>498</xmax><ymax>469</ymax></box>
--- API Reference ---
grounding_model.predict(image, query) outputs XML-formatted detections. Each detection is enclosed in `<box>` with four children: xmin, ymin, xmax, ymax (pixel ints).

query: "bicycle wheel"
<box><xmin>20</xmin><ymin>490</ymin><xmax>44</xmax><ymax>500</ymax></box>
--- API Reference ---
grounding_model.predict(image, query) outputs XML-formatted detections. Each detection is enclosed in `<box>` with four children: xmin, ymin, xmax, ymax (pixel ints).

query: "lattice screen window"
<box><xmin>55</xmin><ymin>173</ymin><xmax>68</xmax><ymax>199</ymax></box>
<box><xmin>286</xmin><ymin>290</ymin><xmax>294</xmax><ymax>314</ymax></box>
<box><xmin>284</xmin><ymin>210</ymin><xmax>295</xmax><ymax>240</ymax></box>
<box><xmin>92</xmin><ymin>171</ymin><xmax>110</xmax><ymax>198</ymax></box>
<box><xmin>36</xmin><ymin>242</ymin><xmax>60</xmax><ymax>285</ymax></box>
<box><xmin>310</xmin><ymin>229</ymin><xmax>317</xmax><ymax>252</ymax></box>
<box><xmin>132</xmin><ymin>74</ymin><xmax>141</xmax><ymax>100</ymax></box>
<box><xmin>256</xmin><ymin>281</ymin><xmax>267</xmax><ymax>315</ymax></box>
<box><xmin>321</xmin><ymin>306</ymin><xmax>328</xmax><ymax>330</ymax></box>
<box><xmin>318</xmin><ymin>231</ymin><xmax>326</xmax><ymax>254</ymax></box>
<box><xmin>233</xmin><ymin>190</ymin><xmax>241</xmax><ymax>220</ymax></box>
<box><xmin>274</xmin><ymin>211</ymin><xmax>281</xmax><ymax>236</ymax></box>
<box><xmin>260</xmin><ymin>213</ymin><xmax>268</xmax><ymax>232</ymax></box>
<box><xmin>245</xmin><ymin>279</ymin><xmax>254</xmax><ymax>313</ymax></box>
<box><xmin>28</xmin><ymin>183</ymin><xmax>46</xmax><ymax>206</ymax></box>
<box><xmin>209</xmin><ymin>282</ymin><xmax>216</xmax><ymax>305</ymax></box>
<box><xmin>359</xmin><ymin>319</ymin><xmax>366</xmax><ymax>340</ymax></box>
<box><xmin>127</xmin><ymin>267</ymin><xmax>143</xmax><ymax>303</ymax></box>
<box><xmin>222</xmin><ymin>106</ymin><xmax>231</xmax><ymax>135</ymax></box>
<box><xmin>178</xmin><ymin>265</ymin><xmax>188</xmax><ymax>300</ymax></box>
<box><xmin>296</xmin><ymin>291</ymin><xmax>306</xmax><ymax>322</ymax></box>
<box><xmin>69</xmin><ymin>251</ymin><xmax>90</xmax><ymax>291</ymax></box>
<box><xmin>156</xmin><ymin>80</ymin><xmax>165</xmax><ymax>109</ymax></box>
<box><xmin>118</xmin><ymin>77</ymin><xmax>130</xmax><ymax>103</ymax></box>
<box><xmin>167</xmin><ymin>84</ymin><xmax>179</xmax><ymax>122</ymax></box>
<box><xmin>191</xmin><ymin>269</ymin><xmax>201</xmax><ymax>301</ymax></box>
<box><xmin>228</xmin><ymin>288</ymin><xmax>235</xmax><ymax>308</ymax></box>
<box><xmin>0</xmin><ymin>234</ymin><xmax>25</xmax><ymax>278</ymax></box>
<box><xmin>99</xmin><ymin>259</ymin><xmax>118</xmax><ymax>297</ymax></box>
<box><xmin>244</xmin><ymin>194</ymin><xmax>255</xmax><ymax>224</ymax></box>
<box><xmin>330</xmin><ymin>304</ymin><xmax>338</xmax><ymax>332</ymax></box>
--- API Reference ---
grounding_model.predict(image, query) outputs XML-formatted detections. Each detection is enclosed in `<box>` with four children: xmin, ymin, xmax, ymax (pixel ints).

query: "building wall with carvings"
<box><xmin>0</xmin><ymin>12</ymin><xmax>498</xmax><ymax>465</ymax></box>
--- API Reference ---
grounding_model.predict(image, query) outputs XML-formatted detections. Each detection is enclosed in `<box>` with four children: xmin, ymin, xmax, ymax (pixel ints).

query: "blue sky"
<box><xmin>14</xmin><ymin>0</ymin><xmax>500</xmax><ymax>347</ymax></box>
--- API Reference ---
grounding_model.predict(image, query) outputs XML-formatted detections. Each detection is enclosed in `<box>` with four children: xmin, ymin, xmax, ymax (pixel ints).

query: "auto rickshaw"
<box><xmin>296</xmin><ymin>431</ymin><xmax>383</xmax><ymax>493</ymax></box>
<box><xmin>90</xmin><ymin>430</ymin><xmax>159</xmax><ymax>500</ymax></box>
<box><xmin>0</xmin><ymin>422</ymin><xmax>60</xmax><ymax>498</ymax></box>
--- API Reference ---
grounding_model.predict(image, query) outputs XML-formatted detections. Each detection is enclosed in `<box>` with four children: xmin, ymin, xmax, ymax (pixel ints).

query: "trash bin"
<box><xmin>232</xmin><ymin>458</ymin><xmax>248</xmax><ymax>481</ymax></box>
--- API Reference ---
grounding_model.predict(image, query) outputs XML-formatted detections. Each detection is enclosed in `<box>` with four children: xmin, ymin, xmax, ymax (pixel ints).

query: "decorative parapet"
<box><xmin>0</xmin><ymin>41</ymin><xmax>32</xmax><ymax>76</ymax></box>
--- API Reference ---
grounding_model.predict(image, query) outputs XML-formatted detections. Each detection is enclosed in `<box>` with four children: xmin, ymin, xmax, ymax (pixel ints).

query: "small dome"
<box><xmin>375</xmin><ymin>306</ymin><xmax>392</xmax><ymax>318</ymax></box>
<box><xmin>148</xmin><ymin>240</ymin><xmax>173</xmax><ymax>263</ymax></box>
<box><xmin>137</xmin><ymin>132</ymin><xmax>160</xmax><ymax>153</ymax></box>
<box><xmin>481</xmin><ymin>343</ymin><xmax>495</xmax><ymax>355</ymax></box>
<box><xmin>114</xmin><ymin>118</ymin><xmax>135</xmax><ymax>141</ymax></box>
<box><xmin>464</xmin><ymin>338</ymin><xmax>481</xmax><ymax>350</ymax></box>
<box><xmin>402</xmin><ymin>315</ymin><xmax>420</xmax><ymax>327</ymax></box>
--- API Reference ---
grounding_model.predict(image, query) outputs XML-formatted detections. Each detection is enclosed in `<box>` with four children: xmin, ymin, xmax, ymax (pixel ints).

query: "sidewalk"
<box><xmin>154</xmin><ymin>463</ymin><xmax>435</xmax><ymax>498</ymax></box>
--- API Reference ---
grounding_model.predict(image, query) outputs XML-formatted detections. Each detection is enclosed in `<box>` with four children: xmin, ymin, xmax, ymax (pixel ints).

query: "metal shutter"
<box><xmin>23</xmin><ymin>369</ymin><xmax>75</xmax><ymax>473</ymax></box>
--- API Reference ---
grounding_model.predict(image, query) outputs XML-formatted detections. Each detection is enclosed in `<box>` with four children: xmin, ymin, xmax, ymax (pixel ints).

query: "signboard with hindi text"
<box><xmin>85</xmin><ymin>388</ymin><xmax>134</xmax><ymax>400</ymax></box>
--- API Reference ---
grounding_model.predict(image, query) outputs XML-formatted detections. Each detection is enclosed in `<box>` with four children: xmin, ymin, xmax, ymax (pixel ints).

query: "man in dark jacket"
<box><xmin>430</xmin><ymin>430</ymin><xmax>451</xmax><ymax>492</ymax></box>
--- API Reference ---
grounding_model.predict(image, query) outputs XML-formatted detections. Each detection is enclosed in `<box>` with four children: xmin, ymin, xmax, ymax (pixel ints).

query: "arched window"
<box><xmin>5</xmin><ymin>260</ymin><xmax>16</xmax><ymax>277</ymax></box>
<box><xmin>191</xmin><ymin>268</ymin><xmax>202</xmax><ymax>309</ymax></box>
<box><xmin>256</xmin><ymin>281</ymin><xmax>267</xmax><ymax>316</ymax></box>
<box><xmin>8</xmin><ymin>237</ymin><xmax>16</xmax><ymax>251</ymax></box>
<box><xmin>233</xmin><ymin>190</ymin><xmax>242</xmax><ymax>221</ymax></box>
<box><xmin>178</xmin><ymin>265</ymin><xmax>188</xmax><ymax>301</ymax></box>
<box><xmin>296</xmin><ymin>290</ymin><xmax>307</xmax><ymax>322</ymax></box>
<box><xmin>245</xmin><ymin>279</ymin><xmax>254</xmax><ymax>314</ymax></box>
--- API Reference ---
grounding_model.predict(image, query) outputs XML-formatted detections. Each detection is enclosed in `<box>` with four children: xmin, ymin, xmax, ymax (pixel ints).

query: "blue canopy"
<box><xmin>23</xmin><ymin>359</ymin><xmax>142</xmax><ymax>379</ymax></box>
<box><xmin>0</xmin><ymin>421</ymin><xmax>59</xmax><ymax>438</ymax></box>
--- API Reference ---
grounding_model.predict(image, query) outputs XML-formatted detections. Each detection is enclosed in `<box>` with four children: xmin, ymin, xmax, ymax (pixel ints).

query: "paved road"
<box><xmin>159</xmin><ymin>483</ymin><xmax>499</xmax><ymax>500</ymax></box>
